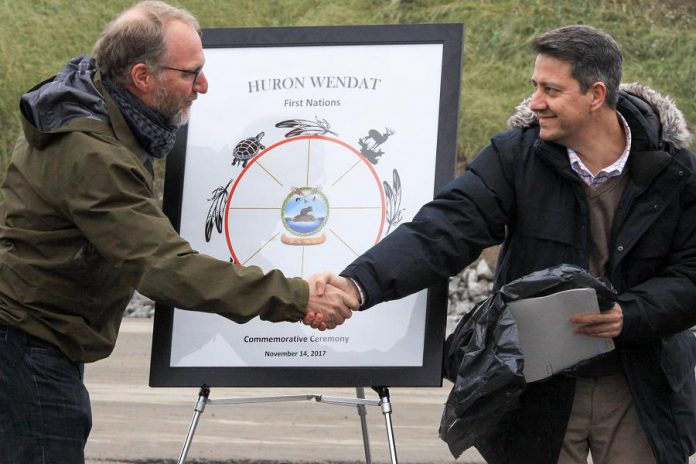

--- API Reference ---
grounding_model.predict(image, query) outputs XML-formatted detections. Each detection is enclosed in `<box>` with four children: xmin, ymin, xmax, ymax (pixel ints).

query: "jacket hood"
<box><xmin>506</xmin><ymin>83</ymin><xmax>693</xmax><ymax>150</ymax></box>
<box><xmin>20</xmin><ymin>55</ymin><xmax>109</xmax><ymax>145</ymax></box>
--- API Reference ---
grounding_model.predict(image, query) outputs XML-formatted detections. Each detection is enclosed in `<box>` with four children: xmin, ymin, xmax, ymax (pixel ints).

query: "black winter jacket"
<box><xmin>342</xmin><ymin>83</ymin><xmax>696</xmax><ymax>463</ymax></box>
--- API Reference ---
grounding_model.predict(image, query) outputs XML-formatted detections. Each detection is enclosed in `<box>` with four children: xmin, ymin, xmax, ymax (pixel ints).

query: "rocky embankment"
<box><xmin>124</xmin><ymin>290</ymin><xmax>156</xmax><ymax>318</ymax></box>
<box><xmin>446</xmin><ymin>259</ymin><xmax>494</xmax><ymax>333</ymax></box>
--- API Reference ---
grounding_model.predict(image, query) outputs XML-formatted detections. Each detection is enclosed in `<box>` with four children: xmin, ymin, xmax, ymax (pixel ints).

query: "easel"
<box><xmin>177</xmin><ymin>385</ymin><xmax>398</xmax><ymax>464</ymax></box>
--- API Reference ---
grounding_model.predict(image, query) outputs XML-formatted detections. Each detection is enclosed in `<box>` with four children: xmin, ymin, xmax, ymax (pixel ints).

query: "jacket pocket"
<box><xmin>626</xmin><ymin>231</ymin><xmax>671</xmax><ymax>259</ymax></box>
<box><xmin>660</xmin><ymin>331</ymin><xmax>696</xmax><ymax>392</ymax></box>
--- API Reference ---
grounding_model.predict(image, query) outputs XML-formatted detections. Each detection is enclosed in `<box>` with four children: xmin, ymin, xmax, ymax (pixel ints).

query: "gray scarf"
<box><xmin>103</xmin><ymin>79</ymin><xmax>177</xmax><ymax>159</ymax></box>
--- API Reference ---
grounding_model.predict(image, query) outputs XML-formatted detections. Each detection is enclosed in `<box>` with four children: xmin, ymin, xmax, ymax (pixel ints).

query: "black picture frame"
<box><xmin>150</xmin><ymin>23</ymin><xmax>463</xmax><ymax>388</ymax></box>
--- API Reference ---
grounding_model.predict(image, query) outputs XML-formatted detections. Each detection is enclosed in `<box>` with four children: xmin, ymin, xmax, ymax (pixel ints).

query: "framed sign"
<box><xmin>150</xmin><ymin>23</ymin><xmax>463</xmax><ymax>387</ymax></box>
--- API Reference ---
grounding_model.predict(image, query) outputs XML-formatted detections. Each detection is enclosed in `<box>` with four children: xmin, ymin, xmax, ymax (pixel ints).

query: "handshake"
<box><xmin>303</xmin><ymin>272</ymin><xmax>361</xmax><ymax>331</ymax></box>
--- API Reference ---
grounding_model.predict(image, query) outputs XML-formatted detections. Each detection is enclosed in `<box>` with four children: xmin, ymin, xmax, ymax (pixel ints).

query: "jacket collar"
<box><xmin>534</xmin><ymin>132</ymin><xmax>674</xmax><ymax>190</ymax></box>
<box><xmin>18</xmin><ymin>56</ymin><xmax>145</xmax><ymax>162</ymax></box>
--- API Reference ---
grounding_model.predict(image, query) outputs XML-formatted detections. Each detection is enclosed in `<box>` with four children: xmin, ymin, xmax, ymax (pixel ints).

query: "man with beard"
<box><xmin>0</xmin><ymin>2</ymin><xmax>356</xmax><ymax>462</ymax></box>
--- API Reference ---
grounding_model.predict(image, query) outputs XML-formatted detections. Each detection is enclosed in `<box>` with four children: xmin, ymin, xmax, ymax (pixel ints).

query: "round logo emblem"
<box><xmin>281</xmin><ymin>187</ymin><xmax>329</xmax><ymax>237</ymax></box>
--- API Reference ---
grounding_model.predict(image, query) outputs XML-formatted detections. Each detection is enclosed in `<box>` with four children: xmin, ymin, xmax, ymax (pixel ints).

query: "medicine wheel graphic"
<box><xmin>224</xmin><ymin>135</ymin><xmax>386</xmax><ymax>277</ymax></box>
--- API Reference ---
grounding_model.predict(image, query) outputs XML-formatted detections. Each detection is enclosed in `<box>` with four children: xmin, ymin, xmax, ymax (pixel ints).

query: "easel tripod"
<box><xmin>177</xmin><ymin>385</ymin><xmax>399</xmax><ymax>464</ymax></box>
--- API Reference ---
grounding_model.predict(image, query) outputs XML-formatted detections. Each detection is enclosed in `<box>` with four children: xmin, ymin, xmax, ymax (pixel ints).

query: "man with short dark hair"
<box><xmin>311</xmin><ymin>25</ymin><xmax>696</xmax><ymax>463</ymax></box>
<box><xmin>0</xmin><ymin>2</ymin><xmax>356</xmax><ymax>462</ymax></box>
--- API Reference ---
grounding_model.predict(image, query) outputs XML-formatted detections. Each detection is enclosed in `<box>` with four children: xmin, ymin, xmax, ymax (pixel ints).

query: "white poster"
<box><xmin>150</xmin><ymin>24</ymin><xmax>463</xmax><ymax>387</ymax></box>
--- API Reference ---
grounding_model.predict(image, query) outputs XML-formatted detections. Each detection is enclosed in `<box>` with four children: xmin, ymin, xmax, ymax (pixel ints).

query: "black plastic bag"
<box><xmin>439</xmin><ymin>264</ymin><xmax>617</xmax><ymax>458</ymax></box>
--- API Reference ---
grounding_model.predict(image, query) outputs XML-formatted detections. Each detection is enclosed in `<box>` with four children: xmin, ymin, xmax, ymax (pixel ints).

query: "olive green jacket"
<box><xmin>0</xmin><ymin>56</ymin><xmax>308</xmax><ymax>362</ymax></box>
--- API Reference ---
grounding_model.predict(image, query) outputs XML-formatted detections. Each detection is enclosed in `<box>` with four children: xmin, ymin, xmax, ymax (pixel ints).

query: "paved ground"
<box><xmin>83</xmin><ymin>319</ymin><xmax>480</xmax><ymax>464</ymax></box>
<box><xmin>84</xmin><ymin>319</ymin><xmax>696</xmax><ymax>464</ymax></box>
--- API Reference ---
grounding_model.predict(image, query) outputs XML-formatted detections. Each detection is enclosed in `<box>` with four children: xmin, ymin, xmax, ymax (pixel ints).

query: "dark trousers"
<box><xmin>0</xmin><ymin>324</ymin><xmax>92</xmax><ymax>464</ymax></box>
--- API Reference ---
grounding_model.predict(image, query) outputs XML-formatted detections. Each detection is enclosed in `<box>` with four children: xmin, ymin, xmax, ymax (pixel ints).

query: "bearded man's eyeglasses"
<box><xmin>158</xmin><ymin>64</ymin><xmax>204</xmax><ymax>86</ymax></box>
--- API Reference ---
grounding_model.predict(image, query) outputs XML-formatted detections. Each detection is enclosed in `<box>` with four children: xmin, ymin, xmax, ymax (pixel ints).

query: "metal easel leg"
<box><xmin>177</xmin><ymin>386</ymin><xmax>210</xmax><ymax>464</ymax></box>
<box><xmin>373</xmin><ymin>386</ymin><xmax>398</xmax><ymax>464</ymax></box>
<box><xmin>355</xmin><ymin>387</ymin><xmax>372</xmax><ymax>464</ymax></box>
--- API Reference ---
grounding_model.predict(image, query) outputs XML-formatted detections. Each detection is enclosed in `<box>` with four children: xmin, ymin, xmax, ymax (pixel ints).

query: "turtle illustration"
<box><xmin>232</xmin><ymin>132</ymin><xmax>265</xmax><ymax>168</ymax></box>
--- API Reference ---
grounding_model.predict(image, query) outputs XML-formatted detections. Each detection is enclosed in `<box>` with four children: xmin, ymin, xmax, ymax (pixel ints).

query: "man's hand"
<box><xmin>303</xmin><ymin>273</ymin><xmax>360</xmax><ymax>330</ymax></box>
<box><xmin>570</xmin><ymin>303</ymin><xmax>623</xmax><ymax>338</ymax></box>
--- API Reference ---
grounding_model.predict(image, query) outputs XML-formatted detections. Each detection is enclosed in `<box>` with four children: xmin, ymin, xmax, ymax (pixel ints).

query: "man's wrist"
<box><xmin>347</xmin><ymin>277</ymin><xmax>365</xmax><ymax>308</ymax></box>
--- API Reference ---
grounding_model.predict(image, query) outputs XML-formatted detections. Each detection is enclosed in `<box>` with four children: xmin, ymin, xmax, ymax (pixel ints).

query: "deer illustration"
<box><xmin>360</xmin><ymin>127</ymin><xmax>395</xmax><ymax>152</ymax></box>
<box><xmin>358</xmin><ymin>127</ymin><xmax>396</xmax><ymax>164</ymax></box>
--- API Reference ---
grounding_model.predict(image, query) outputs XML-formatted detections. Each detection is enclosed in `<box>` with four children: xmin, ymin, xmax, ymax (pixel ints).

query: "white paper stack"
<box><xmin>507</xmin><ymin>288</ymin><xmax>615</xmax><ymax>382</ymax></box>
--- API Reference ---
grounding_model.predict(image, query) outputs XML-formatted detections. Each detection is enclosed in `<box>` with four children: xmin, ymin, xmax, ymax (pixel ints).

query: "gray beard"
<box><xmin>170</xmin><ymin>108</ymin><xmax>189</xmax><ymax>127</ymax></box>
<box><xmin>152</xmin><ymin>78</ymin><xmax>190</xmax><ymax>127</ymax></box>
